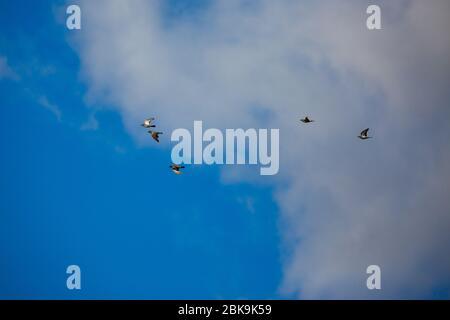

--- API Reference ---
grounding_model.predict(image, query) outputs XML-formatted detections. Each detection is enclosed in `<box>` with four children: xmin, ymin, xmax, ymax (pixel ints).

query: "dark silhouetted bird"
<box><xmin>300</xmin><ymin>116</ymin><xmax>314</xmax><ymax>123</ymax></box>
<box><xmin>170</xmin><ymin>164</ymin><xmax>185</xmax><ymax>175</ymax></box>
<box><xmin>148</xmin><ymin>130</ymin><xmax>163</xmax><ymax>143</ymax></box>
<box><xmin>358</xmin><ymin>128</ymin><xmax>372</xmax><ymax>140</ymax></box>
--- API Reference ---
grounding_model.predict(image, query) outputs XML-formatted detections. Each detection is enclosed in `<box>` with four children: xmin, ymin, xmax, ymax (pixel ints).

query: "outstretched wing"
<box><xmin>361</xmin><ymin>128</ymin><xmax>369</xmax><ymax>136</ymax></box>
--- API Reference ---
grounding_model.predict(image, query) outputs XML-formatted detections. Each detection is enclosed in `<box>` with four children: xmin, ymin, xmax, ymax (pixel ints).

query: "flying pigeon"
<box><xmin>142</xmin><ymin>118</ymin><xmax>156</xmax><ymax>128</ymax></box>
<box><xmin>300</xmin><ymin>116</ymin><xmax>314</xmax><ymax>123</ymax></box>
<box><xmin>170</xmin><ymin>164</ymin><xmax>185</xmax><ymax>175</ymax></box>
<box><xmin>358</xmin><ymin>128</ymin><xmax>372</xmax><ymax>140</ymax></box>
<box><xmin>148</xmin><ymin>130</ymin><xmax>163</xmax><ymax>143</ymax></box>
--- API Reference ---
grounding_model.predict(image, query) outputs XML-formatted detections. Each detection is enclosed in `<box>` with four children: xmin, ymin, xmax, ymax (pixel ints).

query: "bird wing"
<box><xmin>361</xmin><ymin>128</ymin><xmax>369</xmax><ymax>136</ymax></box>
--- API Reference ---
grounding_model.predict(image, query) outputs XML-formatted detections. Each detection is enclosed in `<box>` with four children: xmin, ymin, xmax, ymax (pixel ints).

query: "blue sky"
<box><xmin>0</xmin><ymin>0</ymin><xmax>282</xmax><ymax>299</ymax></box>
<box><xmin>1</xmin><ymin>0</ymin><xmax>450</xmax><ymax>299</ymax></box>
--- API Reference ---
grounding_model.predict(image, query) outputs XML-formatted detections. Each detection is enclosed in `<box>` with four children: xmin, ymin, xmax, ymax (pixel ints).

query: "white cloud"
<box><xmin>0</xmin><ymin>56</ymin><xmax>19</xmax><ymax>81</ymax></box>
<box><xmin>71</xmin><ymin>0</ymin><xmax>450</xmax><ymax>298</ymax></box>
<box><xmin>38</xmin><ymin>96</ymin><xmax>62</xmax><ymax>122</ymax></box>
<box><xmin>80</xmin><ymin>112</ymin><xmax>99</xmax><ymax>131</ymax></box>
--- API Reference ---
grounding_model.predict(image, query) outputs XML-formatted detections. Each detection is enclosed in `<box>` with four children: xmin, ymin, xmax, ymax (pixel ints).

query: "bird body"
<box><xmin>148</xmin><ymin>130</ymin><xmax>163</xmax><ymax>143</ymax></box>
<box><xmin>300</xmin><ymin>116</ymin><xmax>314</xmax><ymax>123</ymax></box>
<box><xmin>358</xmin><ymin>128</ymin><xmax>371</xmax><ymax>140</ymax></box>
<box><xmin>142</xmin><ymin>118</ymin><xmax>156</xmax><ymax>128</ymax></box>
<box><xmin>170</xmin><ymin>164</ymin><xmax>185</xmax><ymax>174</ymax></box>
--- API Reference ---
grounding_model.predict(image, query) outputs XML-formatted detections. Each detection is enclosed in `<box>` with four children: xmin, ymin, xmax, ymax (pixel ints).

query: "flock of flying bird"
<box><xmin>141</xmin><ymin>117</ymin><xmax>185</xmax><ymax>174</ymax></box>
<box><xmin>141</xmin><ymin>116</ymin><xmax>372</xmax><ymax>175</ymax></box>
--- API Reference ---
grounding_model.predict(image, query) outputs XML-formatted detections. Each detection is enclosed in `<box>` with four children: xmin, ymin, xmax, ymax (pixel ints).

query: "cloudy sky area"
<box><xmin>1</xmin><ymin>0</ymin><xmax>450</xmax><ymax>299</ymax></box>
